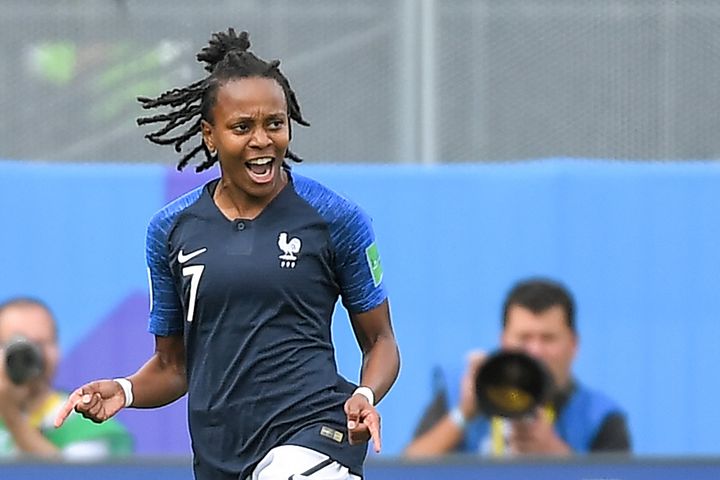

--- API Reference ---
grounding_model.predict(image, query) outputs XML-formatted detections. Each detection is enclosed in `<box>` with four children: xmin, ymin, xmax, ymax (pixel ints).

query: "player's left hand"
<box><xmin>344</xmin><ymin>393</ymin><xmax>381</xmax><ymax>453</ymax></box>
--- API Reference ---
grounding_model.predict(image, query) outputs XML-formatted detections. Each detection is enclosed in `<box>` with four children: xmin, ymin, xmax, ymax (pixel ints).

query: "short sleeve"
<box><xmin>291</xmin><ymin>172</ymin><xmax>388</xmax><ymax>313</ymax></box>
<box><xmin>332</xmin><ymin>204</ymin><xmax>388</xmax><ymax>313</ymax></box>
<box><xmin>146</xmin><ymin>211</ymin><xmax>184</xmax><ymax>336</ymax></box>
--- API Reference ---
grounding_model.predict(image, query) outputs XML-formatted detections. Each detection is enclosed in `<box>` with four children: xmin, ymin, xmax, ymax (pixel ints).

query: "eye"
<box><xmin>268</xmin><ymin>118</ymin><xmax>285</xmax><ymax>130</ymax></box>
<box><xmin>232</xmin><ymin>122</ymin><xmax>250</xmax><ymax>133</ymax></box>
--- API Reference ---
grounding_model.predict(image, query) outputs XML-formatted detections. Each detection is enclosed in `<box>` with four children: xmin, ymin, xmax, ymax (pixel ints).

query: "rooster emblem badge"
<box><xmin>277</xmin><ymin>232</ymin><xmax>302</xmax><ymax>268</ymax></box>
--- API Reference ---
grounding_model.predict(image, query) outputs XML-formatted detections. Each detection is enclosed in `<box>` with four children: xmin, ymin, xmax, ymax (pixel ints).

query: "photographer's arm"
<box><xmin>0</xmin><ymin>356</ymin><xmax>59</xmax><ymax>456</ymax></box>
<box><xmin>404</xmin><ymin>351</ymin><xmax>486</xmax><ymax>457</ymax></box>
<box><xmin>404</xmin><ymin>413</ymin><xmax>466</xmax><ymax>457</ymax></box>
<box><xmin>509</xmin><ymin>411</ymin><xmax>572</xmax><ymax>455</ymax></box>
<box><xmin>0</xmin><ymin>398</ymin><xmax>60</xmax><ymax>457</ymax></box>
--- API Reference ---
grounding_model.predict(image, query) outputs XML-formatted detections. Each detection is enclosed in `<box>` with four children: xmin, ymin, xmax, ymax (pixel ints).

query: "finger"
<box><xmin>362</xmin><ymin>409</ymin><xmax>382</xmax><ymax>453</ymax></box>
<box><xmin>468</xmin><ymin>358</ymin><xmax>487</xmax><ymax>380</ymax></box>
<box><xmin>366</xmin><ymin>415</ymin><xmax>382</xmax><ymax>453</ymax></box>
<box><xmin>343</xmin><ymin>396</ymin><xmax>354</xmax><ymax>414</ymax></box>
<box><xmin>511</xmin><ymin>421</ymin><xmax>529</xmax><ymax>437</ymax></box>
<box><xmin>466</xmin><ymin>350</ymin><xmax>487</xmax><ymax>367</ymax></box>
<box><xmin>54</xmin><ymin>387</ymin><xmax>85</xmax><ymax>428</ymax></box>
<box><xmin>348</xmin><ymin>423</ymin><xmax>370</xmax><ymax>445</ymax></box>
<box><xmin>513</xmin><ymin>439</ymin><xmax>531</xmax><ymax>454</ymax></box>
<box><xmin>508</xmin><ymin>429</ymin><xmax>531</xmax><ymax>450</ymax></box>
<box><xmin>511</xmin><ymin>424</ymin><xmax>534</xmax><ymax>445</ymax></box>
<box><xmin>85</xmin><ymin>392</ymin><xmax>105</xmax><ymax>418</ymax></box>
<box><xmin>346</xmin><ymin>402</ymin><xmax>361</xmax><ymax>429</ymax></box>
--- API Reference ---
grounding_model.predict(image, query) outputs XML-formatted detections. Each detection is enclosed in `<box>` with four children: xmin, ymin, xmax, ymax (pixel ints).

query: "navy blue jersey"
<box><xmin>145</xmin><ymin>170</ymin><xmax>387</xmax><ymax>478</ymax></box>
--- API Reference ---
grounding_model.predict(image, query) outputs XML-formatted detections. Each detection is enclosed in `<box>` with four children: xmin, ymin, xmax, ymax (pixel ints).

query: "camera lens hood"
<box><xmin>4</xmin><ymin>336</ymin><xmax>45</xmax><ymax>385</ymax></box>
<box><xmin>474</xmin><ymin>350</ymin><xmax>554</xmax><ymax>418</ymax></box>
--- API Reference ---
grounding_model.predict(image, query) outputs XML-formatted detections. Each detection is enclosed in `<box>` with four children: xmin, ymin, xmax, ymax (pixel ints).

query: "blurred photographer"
<box><xmin>404</xmin><ymin>278</ymin><xmax>631</xmax><ymax>457</ymax></box>
<box><xmin>0</xmin><ymin>297</ymin><xmax>132</xmax><ymax>458</ymax></box>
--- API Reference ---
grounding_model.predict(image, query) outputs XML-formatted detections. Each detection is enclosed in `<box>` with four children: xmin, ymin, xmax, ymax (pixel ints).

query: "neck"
<box><xmin>215</xmin><ymin>169</ymin><xmax>287</xmax><ymax>220</ymax></box>
<box><xmin>553</xmin><ymin>375</ymin><xmax>573</xmax><ymax>395</ymax></box>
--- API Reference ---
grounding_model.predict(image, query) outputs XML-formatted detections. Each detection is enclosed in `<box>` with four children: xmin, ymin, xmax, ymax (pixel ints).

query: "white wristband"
<box><xmin>113</xmin><ymin>378</ymin><xmax>134</xmax><ymax>408</ymax></box>
<box><xmin>449</xmin><ymin>406</ymin><xmax>467</xmax><ymax>430</ymax></box>
<box><xmin>353</xmin><ymin>386</ymin><xmax>375</xmax><ymax>406</ymax></box>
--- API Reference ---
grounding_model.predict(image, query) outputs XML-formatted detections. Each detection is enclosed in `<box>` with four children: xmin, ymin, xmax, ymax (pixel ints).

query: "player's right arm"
<box><xmin>56</xmin><ymin>207</ymin><xmax>191</xmax><ymax>428</ymax></box>
<box><xmin>54</xmin><ymin>334</ymin><xmax>187</xmax><ymax>427</ymax></box>
<box><xmin>124</xmin><ymin>333</ymin><xmax>187</xmax><ymax>407</ymax></box>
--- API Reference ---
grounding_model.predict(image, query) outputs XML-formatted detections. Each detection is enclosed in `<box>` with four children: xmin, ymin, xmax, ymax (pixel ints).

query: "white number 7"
<box><xmin>182</xmin><ymin>265</ymin><xmax>204</xmax><ymax>323</ymax></box>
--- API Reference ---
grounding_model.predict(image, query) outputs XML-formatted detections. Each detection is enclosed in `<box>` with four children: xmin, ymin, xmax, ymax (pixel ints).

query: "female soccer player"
<box><xmin>55</xmin><ymin>28</ymin><xmax>400</xmax><ymax>480</ymax></box>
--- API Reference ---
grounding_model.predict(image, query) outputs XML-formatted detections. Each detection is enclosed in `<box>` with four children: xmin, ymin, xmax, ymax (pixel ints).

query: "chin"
<box><xmin>243</xmin><ymin>179</ymin><xmax>279</xmax><ymax>197</ymax></box>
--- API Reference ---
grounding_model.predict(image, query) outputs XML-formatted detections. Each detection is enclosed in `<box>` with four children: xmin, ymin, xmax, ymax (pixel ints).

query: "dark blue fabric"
<box><xmin>146</xmin><ymin>185</ymin><xmax>204</xmax><ymax>335</ymax></box>
<box><xmin>144</xmin><ymin>172</ymin><xmax>386</xmax><ymax>479</ymax></box>
<box><xmin>555</xmin><ymin>384</ymin><xmax>623</xmax><ymax>453</ymax></box>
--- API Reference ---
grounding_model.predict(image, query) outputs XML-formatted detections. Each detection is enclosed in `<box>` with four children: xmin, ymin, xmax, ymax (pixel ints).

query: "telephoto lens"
<box><xmin>474</xmin><ymin>350</ymin><xmax>553</xmax><ymax>419</ymax></box>
<box><xmin>4</xmin><ymin>336</ymin><xmax>45</xmax><ymax>385</ymax></box>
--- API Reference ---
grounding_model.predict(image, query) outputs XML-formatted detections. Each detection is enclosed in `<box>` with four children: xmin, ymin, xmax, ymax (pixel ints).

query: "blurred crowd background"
<box><xmin>4</xmin><ymin>0</ymin><xmax>720</xmax><ymax>164</ymax></box>
<box><xmin>1</xmin><ymin>0</ymin><xmax>720</xmax><ymax>474</ymax></box>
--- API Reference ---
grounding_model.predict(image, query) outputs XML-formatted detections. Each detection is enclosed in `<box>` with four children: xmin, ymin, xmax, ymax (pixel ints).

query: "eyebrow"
<box><xmin>230</xmin><ymin>111</ymin><xmax>287</xmax><ymax>120</ymax></box>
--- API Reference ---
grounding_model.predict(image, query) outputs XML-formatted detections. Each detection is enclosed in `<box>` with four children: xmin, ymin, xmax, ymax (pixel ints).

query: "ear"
<box><xmin>201</xmin><ymin>119</ymin><xmax>215</xmax><ymax>154</ymax></box>
<box><xmin>570</xmin><ymin>332</ymin><xmax>579</xmax><ymax>357</ymax></box>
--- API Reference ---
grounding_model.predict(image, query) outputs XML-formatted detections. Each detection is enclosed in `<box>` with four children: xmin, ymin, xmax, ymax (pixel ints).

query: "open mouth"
<box><xmin>246</xmin><ymin>157</ymin><xmax>275</xmax><ymax>184</ymax></box>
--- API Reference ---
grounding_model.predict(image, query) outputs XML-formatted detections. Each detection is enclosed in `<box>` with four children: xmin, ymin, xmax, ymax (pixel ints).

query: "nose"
<box><xmin>249</xmin><ymin>127</ymin><xmax>272</xmax><ymax>149</ymax></box>
<box><xmin>523</xmin><ymin>339</ymin><xmax>544</xmax><ymax>358</ymax></box>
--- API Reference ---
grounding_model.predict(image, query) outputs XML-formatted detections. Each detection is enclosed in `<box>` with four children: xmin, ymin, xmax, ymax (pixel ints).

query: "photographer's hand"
<box><xmin>0</xmin><ymin>351</ymin><xmax>33</xmax><ymax>417</ymax></box>
<box><xmin>404</xmin><ymin>350</ymin><xmax>488</xmax><ymax>457</ymax></box>
<box><xmin>0</xmin><ymin>351</ymin><xmax>60</xmax><ymax>457</ymax></box>
<box><xmin>509</xmin><ymin>408</ymin><xmax>571</xmax><ymax>455</ymax></box>
<box><xmin>459</xmin><ymin>350</ymin><xmax>486</xmax><ymax>420</ymax></box>
<box><xmin>54</xmin><ymin>380</ymin><xmax>126</xmax><ymax>427</ymax></box>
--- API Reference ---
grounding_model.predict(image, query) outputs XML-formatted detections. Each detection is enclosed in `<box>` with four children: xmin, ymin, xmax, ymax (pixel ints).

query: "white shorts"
<box><xmin>248</xmin><ymin>445</ymin><xmax>362</xmax><ymax>480</ymax></box>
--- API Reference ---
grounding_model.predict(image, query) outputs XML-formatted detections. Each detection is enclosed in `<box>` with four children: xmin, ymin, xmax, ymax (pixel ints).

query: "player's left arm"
<box><xmin>330</xmin><ymin>199</ymin><xmax>399</xmax><ymax>450</ymax></box>
<box><xmin>345</xmin><ymin>299</ymin><xmax>400</xmax><ymax>451</ymax></box>
<box><xmin>350</xmin><ymin>299</ymin><xmax>400</xmax><ymax>404</ymax></box>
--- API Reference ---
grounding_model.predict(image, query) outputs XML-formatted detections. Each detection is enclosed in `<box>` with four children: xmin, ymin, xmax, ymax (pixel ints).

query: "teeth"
<box><xmin>247</xmin><ymin>157</ymin><xmax>274</xmax><ymax>166</ymax></box>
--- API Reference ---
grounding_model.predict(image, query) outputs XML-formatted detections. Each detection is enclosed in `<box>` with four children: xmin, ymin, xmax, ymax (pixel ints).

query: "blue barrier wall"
<box><xmin>3</xmin><ymin>457</ymin><xmax>720</xmax><ymax>480</ymax></box>
<box><xmin>1</xmin><ymin>159</ymin><xmax>719</xmax><ymax>456</ymax></box>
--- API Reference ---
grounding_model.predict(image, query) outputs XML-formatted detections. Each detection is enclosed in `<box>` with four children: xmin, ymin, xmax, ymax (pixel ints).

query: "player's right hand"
<box><xmin>54</xmin><ymin>379</ymin><xmax>126</xmax><ymax>428</ymax></box>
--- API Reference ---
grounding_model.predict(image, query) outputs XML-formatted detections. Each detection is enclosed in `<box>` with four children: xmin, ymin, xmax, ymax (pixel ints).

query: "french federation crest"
<box><xmin>277</xmin><ymin>232</ymin><xmax>302</xmax><ymax>268</ymax></box>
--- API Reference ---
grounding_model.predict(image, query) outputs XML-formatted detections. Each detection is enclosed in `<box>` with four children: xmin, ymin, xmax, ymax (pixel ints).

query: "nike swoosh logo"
<box><xmin>178</xmin><ymin>247</ymin><xmax>207</xmax><ymax>264</ymax></box>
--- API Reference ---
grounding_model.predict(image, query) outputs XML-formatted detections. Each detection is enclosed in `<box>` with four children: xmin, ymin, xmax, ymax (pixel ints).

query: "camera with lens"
<box><xmin>474</xmin><ymin>350</ymin><xmax>554</xmax><ymax>419</ymax></box>
<box><xmin>3</xmin><ymin>336</ymin><xmax>45</xmax><ymax>385</ymax></box>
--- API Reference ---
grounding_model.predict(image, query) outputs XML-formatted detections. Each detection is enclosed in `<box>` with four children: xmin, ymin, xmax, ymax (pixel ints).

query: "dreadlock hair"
<box><xmin>136</xmin><ymin>28</ymin><xmax>309</xmax><ymax>172</ymax></box>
